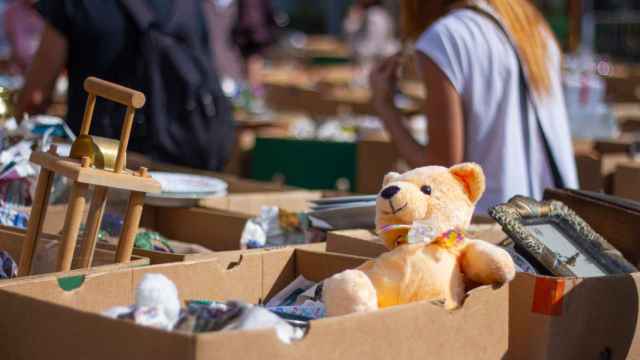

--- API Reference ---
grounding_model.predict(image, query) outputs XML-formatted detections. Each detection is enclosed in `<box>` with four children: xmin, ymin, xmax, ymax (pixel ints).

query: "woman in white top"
<box><xmin>370</xmin><ymin>0</ymin><xmax>578</xmax><ymax>213</ymax></box>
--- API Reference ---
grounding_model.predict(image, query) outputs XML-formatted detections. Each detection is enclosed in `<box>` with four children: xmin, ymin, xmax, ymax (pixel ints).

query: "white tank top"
<box><xmin>415</xmin><ymin>8</ymin><xmax>578</xmax><ymax>213</ymax></box>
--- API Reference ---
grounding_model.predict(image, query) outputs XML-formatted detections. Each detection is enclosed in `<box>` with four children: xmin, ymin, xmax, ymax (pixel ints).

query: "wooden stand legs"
<box><xmin>78</xmin><ymin>186</ymin><xmax>109</xmax><ymax>268</ymax></box>
<box><xmin>115</xmin><ymin>191</ymin><xmax>145</xmax><ymax>263</ymax></box>
<box><xmin>18</xmin><ymin>168</ymin><xmax>54</xmax><ymax>276</ymax></box>
<box><xmin>57</xmin><ymin>183</ymin><xmax>89</xmax><ymax>272</ymax></box>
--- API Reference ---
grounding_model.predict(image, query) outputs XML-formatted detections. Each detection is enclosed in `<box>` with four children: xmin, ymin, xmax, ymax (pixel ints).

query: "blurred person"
<box><xmin>204</xmin><ymin>0</ymin><xmax>278</xmax><ymax>90</ymax></box>
<box><xmin>204</xmin><ymin>0</ymin><xmax>244</xmax><ymax>84</ymax></box>
<box><xmin>16</xmin><ymin>0</ymin><xmax>234</xmax><ymax>171</ymax></box>
<box><xmin>369</xmin><ymin>0</ymin><xmax>578</xmax><ymax>213</ymax></box>
<box><xmin>343</xmin><ymin>0</ymin><xmax>399</xmax><ymax>62</ymax></box>
<box><xmin>232</xmin><ymin>0</ymin><xmax>278</xmax><ymax>90</ymax></box>
<box><xmin>3</xmin><ymin>0</ymin><xmax>42</xmax><ymax>74</ymax></box>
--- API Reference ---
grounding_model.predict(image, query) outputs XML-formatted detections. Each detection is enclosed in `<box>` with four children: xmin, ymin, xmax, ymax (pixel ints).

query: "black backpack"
<box><xmin>119</xmin><ymin>0</ymin><xmax>235</xmax><ymax>171</ymax></box>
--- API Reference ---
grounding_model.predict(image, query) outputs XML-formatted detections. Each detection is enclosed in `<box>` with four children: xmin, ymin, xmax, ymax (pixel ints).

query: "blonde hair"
<box><xmin>401</xmin><ymin>0</ymin><xmax>556</xmax><ymax>96</ymax></box>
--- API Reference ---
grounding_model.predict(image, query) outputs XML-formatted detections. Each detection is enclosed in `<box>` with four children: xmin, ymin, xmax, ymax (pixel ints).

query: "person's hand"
<box><xmin>369</xmin><ymin>54</ymin><xmax>401</xmax><ymax>115</ymax></box>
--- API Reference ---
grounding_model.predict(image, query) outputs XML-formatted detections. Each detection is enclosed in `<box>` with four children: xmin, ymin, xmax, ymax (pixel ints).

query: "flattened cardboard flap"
<box><xmin>199</xmin><ymin>190</ymin><xmax>322</xmax><ymax>215</ymax></box>
<box><xmin>326</xmin><ymin>229</ymin><xmax>387</xmax><ymax>258</ymax></box>
<box><xmin>295</xmin><ymin>249</ymin><xmax>368</xmax><ymax>282</ymax></box>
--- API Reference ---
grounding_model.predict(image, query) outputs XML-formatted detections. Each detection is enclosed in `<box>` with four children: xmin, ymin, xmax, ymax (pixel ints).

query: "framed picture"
<box><xmin>489</xmin><ymin>196</ymin><xmax>637</xmax><ymax>277</ymax></box>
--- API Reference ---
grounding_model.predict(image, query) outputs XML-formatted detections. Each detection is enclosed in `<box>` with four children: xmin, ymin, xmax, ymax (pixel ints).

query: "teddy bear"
<box><xmin>322</xmin><ymin>163</ymin><xmax>515</xmax><ymax>316</ymax></box>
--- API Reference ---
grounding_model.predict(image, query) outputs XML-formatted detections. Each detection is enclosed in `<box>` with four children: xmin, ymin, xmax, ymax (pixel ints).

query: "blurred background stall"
<box><xmin>0</xmin><ymin>0</ymin><xmax>634</xmax><ymax>197</ymax></box>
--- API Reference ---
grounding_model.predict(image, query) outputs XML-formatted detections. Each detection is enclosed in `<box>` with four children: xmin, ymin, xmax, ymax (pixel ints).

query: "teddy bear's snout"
<box><xmin>380</xmin><ymin>185</ymin><xmax>400</xmax><ymax>199</ymax></box>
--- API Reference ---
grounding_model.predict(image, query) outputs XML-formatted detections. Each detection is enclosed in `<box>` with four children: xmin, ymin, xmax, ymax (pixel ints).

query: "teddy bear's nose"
<box><xmin>380</xmin><ymin>185</ymin><xmax>400</xmax><ymax>199</ymax></box>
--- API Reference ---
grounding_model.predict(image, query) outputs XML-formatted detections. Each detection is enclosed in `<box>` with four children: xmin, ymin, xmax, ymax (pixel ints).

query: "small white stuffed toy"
<box><xmin>135</xmin><ymin>273</ymin><xmax>181</xmax><ymax>330</ymax></box>
<box><xmin>104</xmin><ymin>273</ymin><xmax>181</xmax><ymax>331</ymax></box>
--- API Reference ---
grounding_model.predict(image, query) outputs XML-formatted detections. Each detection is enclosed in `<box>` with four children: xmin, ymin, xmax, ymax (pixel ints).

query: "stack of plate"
<box><xmin>307</xmin><ymin>195</ymin><xmax>376</xmax><ymax>230</ymax></box>
<box><xmin>145</xmin><ymin>172</ymin><xmax>228</xmax><ymax>207</ymax></box>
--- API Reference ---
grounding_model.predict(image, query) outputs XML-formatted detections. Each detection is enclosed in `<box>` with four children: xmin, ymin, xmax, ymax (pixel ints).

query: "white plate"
<box><xmin>145</xmin><ymin>172</ymin><xmax>228</xmax><ymax>207</ymax></box>
<box><xmin>145</xmin><ymin>191</ymin><xmax>227</xmax><ymax>207</ymax></box>
<box><xmin>149</xmin><ymin>172</ymin><xmax>228</xmax><ymax>194</ymax></box>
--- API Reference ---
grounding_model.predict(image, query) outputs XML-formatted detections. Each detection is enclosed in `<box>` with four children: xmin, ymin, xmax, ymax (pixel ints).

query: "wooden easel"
<box><xmin>18</xmin><ymin>77</ymin><xmax>161</xmax><ymax>276</ymax></box>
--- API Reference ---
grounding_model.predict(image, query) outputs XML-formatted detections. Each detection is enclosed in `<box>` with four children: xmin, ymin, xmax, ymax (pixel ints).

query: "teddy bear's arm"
<box><xmin>459</xmin><ymin>239</ymin><xmax>516</xmax><ymax>286</ymax></box>
<box><xmin>443</xmin><ymin>262</ymin><xmax>466</xmax><ymax>310</ymax></box>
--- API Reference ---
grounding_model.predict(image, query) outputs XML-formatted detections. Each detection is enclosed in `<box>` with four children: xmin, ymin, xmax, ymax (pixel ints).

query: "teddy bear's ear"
<box><xmin>449</xmin><ymin>163</ymin><xmax>486</xmax><ymax>204</ymax></box>
<box><xmin>382</xmin><ymin>172</ymin><xmax>401</xmax><ymax>187</ymax></box>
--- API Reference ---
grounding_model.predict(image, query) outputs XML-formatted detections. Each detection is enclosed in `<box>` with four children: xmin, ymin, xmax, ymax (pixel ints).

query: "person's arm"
<box><xmin>15</xmin><ymin>23</ymin><xmax>67</xmax><ymax>120</ymax></box>
<box><xmin>370</xmin><ymin>52</ymin><xmax>465</xmax><ymax>168</ymax></box>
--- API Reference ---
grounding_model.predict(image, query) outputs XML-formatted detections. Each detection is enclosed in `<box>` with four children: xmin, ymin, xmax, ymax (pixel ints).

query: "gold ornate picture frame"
<box><xmin>489</xmin><ymin>196</ymin><xmax>637</xmax><ymax>277</ymax></box>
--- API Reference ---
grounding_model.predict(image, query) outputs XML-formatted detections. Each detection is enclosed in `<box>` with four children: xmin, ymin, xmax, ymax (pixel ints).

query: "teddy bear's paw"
<box><xmin>461</xmin><ymin>240</ymin><xmax>516</xmax><ymax>286</ymax></box>
<box><xmin>323</xmin><ymin>270</ymin><xmax>378</xmax><ymax>317</ymax></box>
<box><xmin>443</xmin><ymin>298</ymin><xmax>462</xmax><ymax>311</ymax></box>
<box><xmin>491</xmin><ymin>282</ymin><xmax>506</xmax><ymax>290</ymax></box>
<box><xmin>490</xmin><ymin>251</ymin><xmax>516</xmax><ymax>285</ymax></box>
<box><xmin>429</xmin><ymin>298</ymin><xmax>463</xmax><ymax>311</ymax></box>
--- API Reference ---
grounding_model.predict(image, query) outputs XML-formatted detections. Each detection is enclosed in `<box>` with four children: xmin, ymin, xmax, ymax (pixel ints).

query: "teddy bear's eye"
<box><xmin>421</xmin><ymin>185</ymin><xmax>432</xmax><ymax>195</ymax></box>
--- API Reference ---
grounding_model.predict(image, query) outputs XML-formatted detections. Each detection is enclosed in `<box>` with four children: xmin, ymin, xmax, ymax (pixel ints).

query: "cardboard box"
<box><xmin>574</xmin><ymin>151</ymin><xmax>631</xmax><ymax>193</ymax></box>
<box><xmin>505</xmin><ymin>189</ymin><xmax>640</xmax><ymax>359</ymax></box>
<box><xmin>605</xmin><ymin>75</ymin><xmax>640</xmax><ymax>103</ymax></box>
<box><xmin>0</xmin><ymin>226</ymin><xmax>149</xmax><ymax>284</ymax></box>
<box><xmin>614</xmin><ymin>161</ymin><xmax>640</xmax><ymax>201</ymax></box>
<box><xmin>264</xmin><ymin>84</ymin><xmax>341</xmax><ymax>117</ymax></box>
<box><xmin>20</xmin><ymin>202</ymin><xmax>218</xmax><ymax>265</ymax></box>
<box><xmin>326</xmin><ymin>229</ymin><xmax>386</xmax><ymax>258</ymax></box>
<box><xmin>574</xmin><ymin>151</ymin><xmax>604</xmax><ymax>191</ymax></box>
<box><xmin>356</xmin><ymin>138</ymin><xmax>398</xmax><ymax>194</ymax></box>
<box><xmin>573</xmin><ymin>138</ymin><xmax>634</xmax><ymax>193</ymax></box>
<box><xmin>323</xmin><ymin>208</ymin><xmax>640</xmax><ymax>358</ymax></box>
<box><xmin>96</xmin><ymin>241</ymin><xmax>214</xmax><ymax>265</ymax></box>
<box><xmin>0</xmin><ymin>248</ymin><xmax>508</xmax><ymax>359</ymax></box>
<box><xmin>20</xmin><ymin>203</ymin><xmax>72</xmax><ymax>237</ymax></box>
<box><xmin>141</xmin><ymin>206</ymin><xmax>250</xmax><ymax>252</ymax></box>
<box><xmin>37</xmin><ymin>192</ymin><xmax>319</xmax><ymax>259</ymax></box>
<box><xmin>508</xmin><ymin>271</ymin><xmax>640</xmax><ymax>359</ymax></box>
<box><xmin>142</xmin><ymin>189</ymin><xmax>323</xmax><ymax>258</ymax></box>
<box><xmin>141</xmin><ymin>204</ymin><xmax>326</xmax><ymax>253</ymax></box>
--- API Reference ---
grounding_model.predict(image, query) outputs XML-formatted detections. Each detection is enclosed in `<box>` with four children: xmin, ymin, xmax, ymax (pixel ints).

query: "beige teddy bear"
<box><xmin>323</xmin><ymin>163</ymin><xmax>515</xmax><ymax>316</ymax></box>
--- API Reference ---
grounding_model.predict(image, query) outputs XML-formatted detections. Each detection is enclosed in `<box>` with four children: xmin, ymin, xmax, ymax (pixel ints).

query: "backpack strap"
<box><xmin>119</xmin><ymin>0</ymin><xmax>156</xmax><ymax>30</ymax></box>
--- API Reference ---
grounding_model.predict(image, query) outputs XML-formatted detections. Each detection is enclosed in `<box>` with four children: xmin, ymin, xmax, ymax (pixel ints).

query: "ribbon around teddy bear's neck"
<box><xmin>432</xmin><ymin>229</ymin><xmax>465</xmax><ymax>248</ymax></box>
<box><xmin>379</xmin><ymin>224</ymin><xmax>465</xmax><ymax>249</ymax></box>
